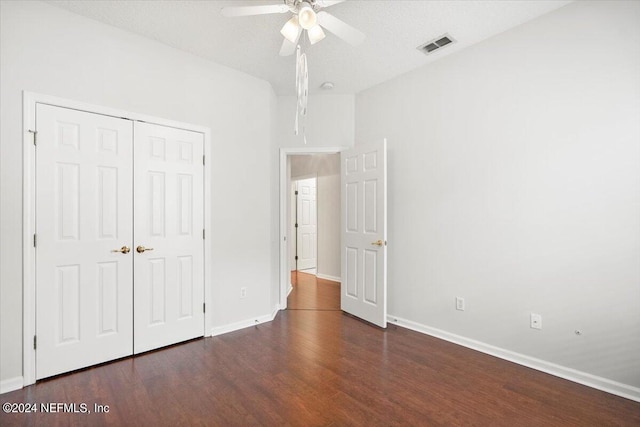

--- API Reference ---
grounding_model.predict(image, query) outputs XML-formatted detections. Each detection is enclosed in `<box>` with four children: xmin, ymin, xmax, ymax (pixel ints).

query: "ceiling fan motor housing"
<box><xmin>285</xmin><ymin>0</ymin><xmax>323</xmax><ymax>14</ymax></box>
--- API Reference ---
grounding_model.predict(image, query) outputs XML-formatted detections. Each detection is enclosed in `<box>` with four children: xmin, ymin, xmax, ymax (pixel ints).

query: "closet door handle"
<box><xmin>136</xmin><ymin>245</ymin><xmax>154</xmax><ymax>254</ymax></box>
<box><xmin>111</xmin><ymin>246</ymin><xmax>130</xmax><ymax>254</ymax></box>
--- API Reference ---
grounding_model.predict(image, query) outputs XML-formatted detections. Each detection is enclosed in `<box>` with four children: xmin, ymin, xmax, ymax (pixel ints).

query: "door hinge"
<box><xmin>203</xmin><ymin>155</ymin><xmax>205</xmax><ymax>166</ymax></box>
<box><xmin>203</xmin><ymin>303</ymin><xmax>206</xmax><ymax>313</ymax></box>
<box><xmin>28</xmin><ymin>130</ymin><xmax>37</xmax><ymax>146</ymax></box>
<box><xmin>202</xmin><ymin>229</ymin><xmax>205</xmax><ymax>239</ymax></box>
<box><xmin>295</xmin><ymin>256</ymin><xmax>298</xmax><ymax>260</ymax></box>
<box><xmin>295</xmin><ymin>223</ymin><xmax>298</xmax><ymax>228</ymax></box>
<box><xmin>295</xmin><ymin>190</ymin><xmax>298</xmax><ymax>195</ymax></box>
<box><xmin>33</xmin><ymin>335</ymin><xmax>37</xmax><ymax>350</ymax></box>
<box><xmin>33</xmin><ymin>234</ymin><xmax>37</xmax><ymax>248</ymax></box>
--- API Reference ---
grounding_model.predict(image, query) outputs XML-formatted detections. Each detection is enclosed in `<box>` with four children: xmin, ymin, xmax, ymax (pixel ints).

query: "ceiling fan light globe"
<box><xmin>298</xmin><ymin>3</ymin><xmax>317</xmax><ymax>30</ymax></box>
<box><xmin>280</xmin><ymin>16</ymin><xmax>300</xmax><ymax>43</ymax></box>
<box><xmin>308</xmin><ymin>25</ymin><xmax>326</xmax><ymax>44</ymax></box>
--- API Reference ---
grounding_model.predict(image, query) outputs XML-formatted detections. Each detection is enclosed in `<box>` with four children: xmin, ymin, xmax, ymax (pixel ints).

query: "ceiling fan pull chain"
<box><xmin>303</xmin><ymin>116</ymin><xmax>308</xmax><ymax>144</ymax></box>
<box><xmin>294</xmin><ymin>44</ymin><xmax>309</xmax><ymax>142</ymax></box>
<box><xmin>294</xmin><ymin>45</ymin><xmax>301</xmax><ymax>135</ymax></box>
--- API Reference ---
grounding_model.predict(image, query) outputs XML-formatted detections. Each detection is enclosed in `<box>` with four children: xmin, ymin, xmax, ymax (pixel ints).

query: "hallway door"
<box><xmin>296</xmin><ymin>177</ymin><xmax>317</xmax><ymax>271</ymax></box>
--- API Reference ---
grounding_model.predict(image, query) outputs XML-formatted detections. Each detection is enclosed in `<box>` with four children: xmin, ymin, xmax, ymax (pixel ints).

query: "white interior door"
<box><xmin>133</xmin><ymin>122</ymin><xmax>205</xmax><ymax>354</ymax></box>
<box><xmin>35</xmin><ymin>104</ymin><xmax>134</xmax><ymax>379</ymax></box>
<box><xmin>341</xmin><ymin>140</ymin><xmax>387</xmax><ymax>328</ymax></box>
<box><xmin>296</xmin><ymin>177</ymin><xmax>317</xmax><ymax>271</ymax></box>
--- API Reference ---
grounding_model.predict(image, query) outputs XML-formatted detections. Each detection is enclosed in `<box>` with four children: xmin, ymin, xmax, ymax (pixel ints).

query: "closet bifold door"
<box><xmin>35</xmin><ymin>104</ymin><xmax>134</xmax><ymax>380</ymax></box>
<box><xmin>133</xmin><ymin>122</ymin><xmax>205</xmax><ymax>354</ymax></box>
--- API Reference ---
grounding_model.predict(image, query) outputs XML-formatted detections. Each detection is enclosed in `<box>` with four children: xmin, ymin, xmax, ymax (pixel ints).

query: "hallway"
<box><xmin>287</xmin><ymin>271</ymin><xmax>340</xmax><ymax>311</ymax></box>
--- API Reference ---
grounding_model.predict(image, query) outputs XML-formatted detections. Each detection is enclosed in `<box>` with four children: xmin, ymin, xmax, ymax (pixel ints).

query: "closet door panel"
<box><xmin>35</xmin><ymin>104</ymin><xmax>134</xmax><ymax>379</ymax></box>
<box><xmin>133</xmin><ymin>122</ymin><xmax>204</xmax><ymax>354</ymax></box>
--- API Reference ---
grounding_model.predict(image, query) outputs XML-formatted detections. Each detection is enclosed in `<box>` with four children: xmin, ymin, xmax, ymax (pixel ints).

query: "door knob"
<box><xmin>371</xmin><ymin>240</ymin><xmax>384</xmax><ymax>247</ymax></box>
<box><xmin>111</xmin><ymin>246</ymin><xmax>130</xmax><ymax>254</ymax></box>
<box><xmin>136</xmin><ymin>245</ymin><xmax>154</xmax><ymax>253</ymax></box>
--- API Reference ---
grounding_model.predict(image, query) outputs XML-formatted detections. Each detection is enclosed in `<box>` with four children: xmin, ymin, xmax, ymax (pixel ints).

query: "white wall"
<box><xmin>0</xmin><ymin>0</ymin><xmax>276</xmax><ymax>385</ymax></box>
<box><xmin>355</xmin><ymin>0</ymin><xmax>640</xmax><ymax>390</ymax></box>
<box><xmin>290</xmin><ymin>154</ymin><xmax>341</xmax><ymax>280</ymax></box>
<box><xmin>276</xmin><ymin>95</ymin><xmax>355</xmax><ymax>149</ymax></box>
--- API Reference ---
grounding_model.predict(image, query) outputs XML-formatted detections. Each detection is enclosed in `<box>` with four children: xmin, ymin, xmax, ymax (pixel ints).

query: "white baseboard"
<box><xmin>388</xmin><ymin>314</ymin><xmax>640</xmax><ymax>403</ymax></box>
<box><xmin>271</xmin><ymin>305</ymin><xmax>280</xmax><ymax>319</ymax></box>
<box><xmin>210</xmin><ymin>306</ymin><xmax>281</xmax><ymax>337</ymax></box>
<box><xmin>316</xmin><ymin>273</ymin><xmax>341</xmax><ymax>283</ymax></box>
<box><xmin>1</xmin><ymin>376</ymin><xmax>23</xmax><ymax>395</ymax></box>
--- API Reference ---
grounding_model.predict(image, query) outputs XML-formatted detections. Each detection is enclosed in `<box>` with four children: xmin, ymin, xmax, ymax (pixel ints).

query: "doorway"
<box><xmin>279</xmin><ymin>148</ymin><xmax>344</xmax><ymax>309</ymax></box>
<box><xmin>279</xmin><ymin>142</ymin><xmax>389</xmax><ymax>326</ymax></box>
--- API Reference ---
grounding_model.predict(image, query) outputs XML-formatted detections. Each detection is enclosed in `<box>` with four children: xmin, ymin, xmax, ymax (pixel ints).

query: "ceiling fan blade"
<box><xmin>221</xmin><ymin>4</ymin><xmax>289</xmax><ymax>17</ymax></box>
<box><xmin>316</xmin><ymin>0</ymin><xmax>347</xmax><ymax>7</ymax></box>
<box><xmin>279</xmin><ymin>31</ymin><xmax>301</xmax><ymax>56</ymax></box>
<box><xmin>316</xmin><ymin>11</ymin><xmax>365</xmax><ymax>46</ymax></box>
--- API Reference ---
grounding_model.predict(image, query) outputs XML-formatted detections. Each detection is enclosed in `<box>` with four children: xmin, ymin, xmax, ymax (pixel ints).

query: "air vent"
<box><xmin>417</xmin><ymin>34</ymin><xmax>455</xmax><ymax>55</ymax></box>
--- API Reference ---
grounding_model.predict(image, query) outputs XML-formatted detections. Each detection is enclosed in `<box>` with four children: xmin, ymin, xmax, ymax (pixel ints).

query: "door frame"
<box><xmin>22</xmin><ymin>91</ymin><xmax>212</xmax><ymax>386</ymax></box>
<box><xmin>279</xmin><ymin>147</ymin><xmax>346</xmax><ymax>309</ymax></box>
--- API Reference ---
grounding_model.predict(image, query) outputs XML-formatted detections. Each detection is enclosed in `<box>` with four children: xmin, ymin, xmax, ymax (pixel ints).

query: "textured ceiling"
<box><xmin>46</xmin><ymin>0</ymin><xmax>572</xmax><ymax>95</ymax></box>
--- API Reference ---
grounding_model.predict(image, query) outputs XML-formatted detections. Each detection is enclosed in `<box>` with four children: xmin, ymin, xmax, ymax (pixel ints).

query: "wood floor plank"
<box><xmin>1</xmin><ymin>274</ymin><xmax>638</xmax><ymax>426</ymax></box>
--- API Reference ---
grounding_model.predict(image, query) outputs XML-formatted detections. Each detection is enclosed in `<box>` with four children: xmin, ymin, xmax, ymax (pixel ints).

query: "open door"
<box><xmin>341</xmin><ymin>140</ymin><xmax>387</xmax><ymax>328</ymax></box>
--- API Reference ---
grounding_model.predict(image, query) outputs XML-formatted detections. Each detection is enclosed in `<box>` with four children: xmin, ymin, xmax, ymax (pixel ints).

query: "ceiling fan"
<box><xmin>221</xmin><ymin>0</ymin><xmax>366</xmax><ymax>56</ymax></box>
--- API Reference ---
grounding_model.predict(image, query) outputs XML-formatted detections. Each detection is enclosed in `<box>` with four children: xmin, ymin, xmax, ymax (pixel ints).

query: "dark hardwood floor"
<box><xmin>1</xmin><ymin>273</ymin><xmax>639</xmax><ymax>426</ymax></box>
<box><xmin>287</xmin><ymin>271</ymin><xmax>340</xmax><ymax>311</ymax></box>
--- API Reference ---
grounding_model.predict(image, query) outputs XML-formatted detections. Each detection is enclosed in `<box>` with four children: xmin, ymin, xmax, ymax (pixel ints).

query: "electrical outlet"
<box><xmin>530</xmin><ymin>313</ymin><xmax>542</xmax><ymax>330</ymax></box>
<box><xmin>455</xmin><ymin>297</ymin><xmax>465</xmax><ymax>311</ymax></box>
<box><xmin>240</xmin><ymin>287</ymin><xmax>247</xmax><ymax>299</ymax></box>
